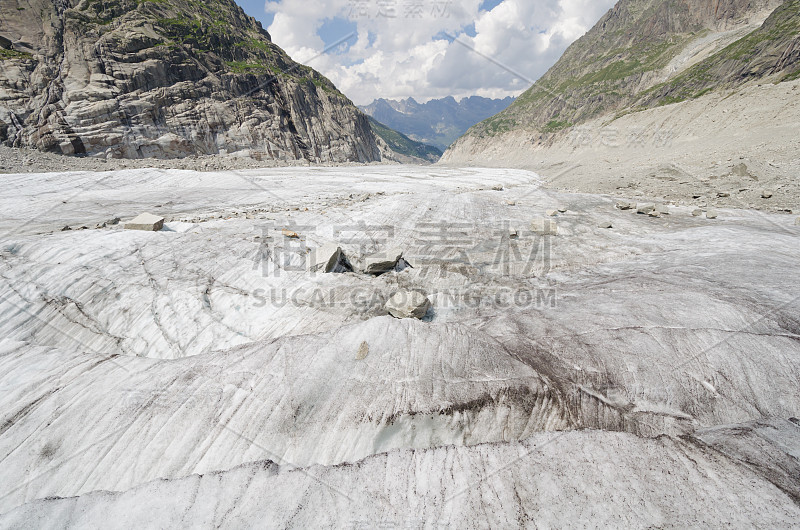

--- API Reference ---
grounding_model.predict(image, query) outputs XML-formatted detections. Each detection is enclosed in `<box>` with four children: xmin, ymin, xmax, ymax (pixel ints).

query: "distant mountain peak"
<box><xmin>359</xmin><ymin>95</ymin><xmax>516</xmax><ymax>151</ymax></box>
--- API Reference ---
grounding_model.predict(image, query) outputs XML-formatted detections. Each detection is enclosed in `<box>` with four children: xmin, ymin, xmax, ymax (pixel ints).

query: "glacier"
<box><xmin>0</xmin><ymin>166</ymin><xmax>798</xmax><ymax>526</ymax></box>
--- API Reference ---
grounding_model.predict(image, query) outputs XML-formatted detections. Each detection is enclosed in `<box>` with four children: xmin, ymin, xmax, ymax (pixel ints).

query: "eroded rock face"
<box><xmin>0</xmin><ymin>0</ymin><xmax>381</xmax><ymax>162</ymax></box>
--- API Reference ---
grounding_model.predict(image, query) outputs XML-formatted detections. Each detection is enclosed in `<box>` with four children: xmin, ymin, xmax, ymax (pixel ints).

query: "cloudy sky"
<box><xmin>236</xmin><ymin>0</ymin><xmax>617</xmax><ymax>105</ymax></box>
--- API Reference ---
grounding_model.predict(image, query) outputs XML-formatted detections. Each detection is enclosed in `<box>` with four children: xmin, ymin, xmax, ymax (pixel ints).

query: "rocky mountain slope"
<box><xmin>360</xmin><ymin>95</ymin><xmax>515</xmax><ymax>151</ymax></box>
<box><xmin>442</xmin><ymin>0</ymin><xmax>800</xmax><ymax>204</ymax></box>
<box><xmin>448</xmin><ymin>0</ymin><xmax>793</xmax><ymax>141</ymax></box>
<box><xmin>367</xmin><ymin>116</ymin><xmax>442</xmax><ymax>164</ymax></box>
<box><xmin>0</xmin><ymin>0</ymin><xmax>381</xmax><ymax>162</ymax></box>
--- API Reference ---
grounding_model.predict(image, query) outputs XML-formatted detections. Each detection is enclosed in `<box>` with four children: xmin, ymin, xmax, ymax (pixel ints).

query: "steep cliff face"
<box><xmin>643</xmin><ymin>0</ymin><xmax>800</xmax><ymax>103</ymax></box>
<box><xmin>0</xmin><ymin>0</ymin><xmax>381</xmax><ymax>162</ymax></box>
<box><xmin>443</xmin><ymin>0</ymin><xmax>796</xmax><ymax>162</ymax></box>
<box><xmin>367</xmin><ymin>116</ymin><xmax>443</xmax><ymax>164</ymax></box>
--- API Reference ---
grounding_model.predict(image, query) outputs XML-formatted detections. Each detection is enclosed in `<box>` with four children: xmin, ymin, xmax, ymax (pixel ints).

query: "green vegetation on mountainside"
<box><xmin>367</xmin><ymin>117</ymin><xmax>442</xmax><ymax>162</ymax></box>
<box><xmin>61</xmin><ymin>0</ymin><xmax>346</xmax><ymax>97</ymax></box>
<box><xmin>0</xmin><ymin>48</ymin><xmax>33</xmax><ymax>60</ymax></box>
<box><xmin>642</xmin><ymin>0</ymin><xmax>800</xmax><ymax>104</ymax></box>
<box><xmin>464</xmin><ymin>0</ymin><xmax>799</xmax><ymax>142</ymax></box>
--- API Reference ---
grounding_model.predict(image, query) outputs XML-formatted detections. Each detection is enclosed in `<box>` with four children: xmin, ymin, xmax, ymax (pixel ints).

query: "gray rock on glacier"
<box><xmin>385</xmin><ymin>291</ymin><xmax>432</xmax><ymax>319</ymax></box>
<box><xmin>124</xmin><ymin>213</ymin><xmax>164</xmax><ymax>232</ymax></box>
<box><xmin>364</xmin><ymin>248</ymin><xmax>404</xmax><ymax>275</ymax></box>
<box><xmin>637</xmin><ymin>203</ymin><xmax>656</xmax><ymax>215</ymax></box>
<box><xmin>616</xmin><ymin>200</ymin><xmax>636</xmax><ymax>210</ymax></box>
<box><xmin>732</xmin><ymin>162</ymin><xmax>751</xmax><ymax>177</ymax></box>
<box><xmin>308</xmin><ymin>244</ymin><xmax>353</xmax><ymax>274</ymax></box>
<box><xmin>355</xmin><ymin>340</ymin><xmax>369</xmax><ymax>360</ymax></box>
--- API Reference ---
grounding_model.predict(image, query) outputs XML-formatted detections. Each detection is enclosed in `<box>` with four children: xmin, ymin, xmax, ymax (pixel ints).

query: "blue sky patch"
<box><xmin>319</xmin><ymin>17</ymin><xmax>359</xmax><ymax>52</ymax></box>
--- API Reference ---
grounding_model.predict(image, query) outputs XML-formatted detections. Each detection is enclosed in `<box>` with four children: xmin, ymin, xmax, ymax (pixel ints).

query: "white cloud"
<box><xmin>265</xmin><ymin>0</ymin><xmax>617</xmax><ymax>105</ymax></box>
